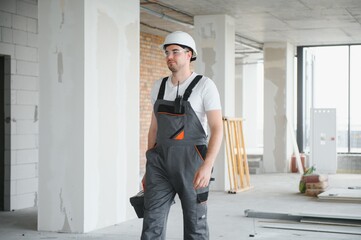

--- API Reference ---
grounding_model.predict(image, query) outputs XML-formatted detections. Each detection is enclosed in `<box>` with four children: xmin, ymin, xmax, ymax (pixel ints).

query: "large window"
<box><xmin>350</xmin><ymin>45</ymin><xmax>361</xmax><ymax>152</ymax></box>
<box><xmin>300</xmin><ymin>45</ymin><xmax>361</xmax><ymax>154</ymax></box>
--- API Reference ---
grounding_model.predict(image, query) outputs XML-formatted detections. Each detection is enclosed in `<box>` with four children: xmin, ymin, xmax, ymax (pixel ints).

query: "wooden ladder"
<box><xmin>223</xmin><ymin>117</ymin><xmax>252</xmax><ymax>193</ymax></box>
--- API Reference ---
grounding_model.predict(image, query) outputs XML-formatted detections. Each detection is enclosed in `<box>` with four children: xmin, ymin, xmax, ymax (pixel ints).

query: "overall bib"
<box><xmin>141</xmin><ymin>75</ymin><xmax>210</xmax><ymax>240</ymax></box>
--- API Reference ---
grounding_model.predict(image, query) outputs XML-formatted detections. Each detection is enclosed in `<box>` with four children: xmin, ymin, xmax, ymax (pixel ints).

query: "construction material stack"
<box><xmin>299</xmin><ymin>166</ymin><xmax>328</xmax><ymax>197</ymax></box>
<box><xmin>302</xmin><ymin>174</ymin><xmax>329</xmax><ymax>197</ymax></box>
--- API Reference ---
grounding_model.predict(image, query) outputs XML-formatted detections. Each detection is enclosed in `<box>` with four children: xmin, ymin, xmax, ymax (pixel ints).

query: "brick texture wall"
<box><xmin>139</xmin><ymin>32</ymin><xmax>169</xmax><ymax>175</ymax></box>
<box><xmin>0</xmin><ymin>0</ymin><xmax>39</xmax><ymax>210</ymax></box>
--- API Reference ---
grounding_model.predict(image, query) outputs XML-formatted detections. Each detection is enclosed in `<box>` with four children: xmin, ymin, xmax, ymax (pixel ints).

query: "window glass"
<box><xmin>350</xmin><ymin>45</ymin><xmax>361</xmax><ymax>152</ymax></box>
<box><xmin>304</xmin><ymin>46</ymin><xmax>349</xmax><ymax>152</ymax></box>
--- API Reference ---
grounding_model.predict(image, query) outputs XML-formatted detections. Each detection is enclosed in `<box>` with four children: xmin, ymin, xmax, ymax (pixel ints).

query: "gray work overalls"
<box><xmin>141</xmin><ymin>75</ymin><xmax>211</xmax><ymax>240</ymax></box>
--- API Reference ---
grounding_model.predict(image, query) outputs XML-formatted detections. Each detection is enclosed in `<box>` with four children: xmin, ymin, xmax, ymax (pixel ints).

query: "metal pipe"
<box><xmin>140</xmin><ymin>2</ymin><xmax>263</xmax><ymax>53</ymax></box>
<box><xmin>140</xmin><ymin>6</ymin><xmax>194</xmax><ymax>29</ymax></box>
<box><xmin>140</xmin><ymin>22</ymin><xmax>171</xmax><ymax>34</ymax></box>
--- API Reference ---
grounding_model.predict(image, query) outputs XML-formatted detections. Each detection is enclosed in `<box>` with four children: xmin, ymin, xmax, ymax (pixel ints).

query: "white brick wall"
<box><xmin>17</xmin><ymin>60</ymin><xmax>38</xmax><ymax>76</ymax></box>
<box><xmin>27</xmin><ymin>32</ymin><xmax>37</xmax><ymax>47</ymax></box>
<box><xmin>0</xmin><ymin>11</ymin><xmax>12</xmax><ymax>27</ymax></box>
<box><xmin>13</xmin><ymin>29</ymin><xmax>27</xmax><ymax>45</ymax></box>
<box><xmin>10</xmin><ymin>58</ymin><xmax>16</xmax><ymax>73</ymax></box>
<box><xmin>17</xmin><ymin>1</ymin><xmax>37</xmax><ymax>19</ymax></box>
<box><xmin>2</xmin><ymin>27</ymin><xmax>12</xmax><ymax>43</ymax></box>
<box><xmin>12</xmin><ymin>75</ymin><xmax>38</xmax><ymax>90</ymax></box>
<box><xmin>0</xmin><ymin>0</ymin><xmax>16</xmax><ymax>13</ymax></box>
<box><xmin>15</xmin><ymin>45</ymin><xmax>37</xmax><ymax>61</ymax></box>
<box><xmin>12</xmin><ymin>14</ymin><xmax>27</xmax><ymax>31</ymax></box>
<box><xmin>27</xmin><ymin>18</ymin><xmax>37</xmax><ymax>33</ymax></box>
<box><xmin>16</xmin><ymin>120</ymin><xmax>38</xmax><ymax>134</ymax></box>
<box><xmin>16</xmin><ymin>177</ymin><xmax>38</xmax><ymax>194</ymax></box>
<box><xmin>0</xmin><ymin>42</ymin><xmax>15</xmax><ymax>56</ymax></box>
<box><xmin>10</xmin><ymin>192</ymin><xmax>37</xmax><ymax>209</ymax></box>
<box><xmin>16</xmin><ymin>90</ymin><xmax>38</xmax><ymax>104</ymax></box>
<box><xmin>11</xmin><ymin>134</ymin><xmax>37</xmax><ymax>150</ymax></box>
<box><xmin>16</xmin><ymin>149</ymin><xmax>38</xmax><ymax>164</ymax></box>
<box><xmin>1</xmin><ymin>0</ymin><xmax>39</xmax><ymax>210</ymax></box>
<box><xmin>11</xmin><ymin>163</ymin><xmax>37</xmax><ymax>180</ymax></box>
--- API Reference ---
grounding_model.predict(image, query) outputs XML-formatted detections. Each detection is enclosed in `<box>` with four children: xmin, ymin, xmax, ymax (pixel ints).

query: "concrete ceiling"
<box><xmin>140</xmin><ymin>0</ymin><xmax>361</xmax><ymax>60</ymax></box>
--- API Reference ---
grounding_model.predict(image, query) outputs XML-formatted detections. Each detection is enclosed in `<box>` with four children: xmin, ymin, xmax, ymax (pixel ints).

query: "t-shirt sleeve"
<box><xmin>203</xmin><ymin>79</ymin><xmax>222</xmax><ymax>111</ymax></box>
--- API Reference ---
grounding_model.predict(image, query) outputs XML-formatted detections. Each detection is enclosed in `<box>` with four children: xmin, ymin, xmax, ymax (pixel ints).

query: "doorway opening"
<box><xmin>1</xmin><ymin>55</ymin><xmax>11</xmax><ymax>211</ymax></box>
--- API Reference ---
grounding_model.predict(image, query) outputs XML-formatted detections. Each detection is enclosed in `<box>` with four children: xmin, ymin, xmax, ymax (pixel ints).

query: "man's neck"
<box><xmin>171</xmin><ymin>70</ymin><xmax>192</xmax><ymax>85</ymax></box>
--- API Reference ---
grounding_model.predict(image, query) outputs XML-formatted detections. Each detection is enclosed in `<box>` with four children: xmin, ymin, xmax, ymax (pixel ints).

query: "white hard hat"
<box><xmin>162</xmin><ymin>31</ymin><xmax>197</xmax><ymax>61</ymax></box>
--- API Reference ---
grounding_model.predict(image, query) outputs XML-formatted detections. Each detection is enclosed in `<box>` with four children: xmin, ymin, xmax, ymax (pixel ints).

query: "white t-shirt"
<box><xmin>151</xmin><ymin>72</ymin><xmax>221</xmax><ymax>134</ymax></box>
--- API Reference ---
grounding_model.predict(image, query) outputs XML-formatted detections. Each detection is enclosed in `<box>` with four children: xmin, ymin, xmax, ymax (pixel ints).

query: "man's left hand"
<box><xmin>193</xmin><ymin>162</ymin><xmax>213</xmax><ymax>189</ymax></box>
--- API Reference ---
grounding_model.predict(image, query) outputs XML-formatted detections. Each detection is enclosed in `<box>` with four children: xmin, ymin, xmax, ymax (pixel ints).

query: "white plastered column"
<box><xmin>263</xmin><ymin>42</ymin><xmax>294</xmax><ymax>173</ymax></box>
<box><xmin>194</xmin><ymin>15</ymin><xmax>235</xmax><ymax>191</ymax></box>
<box><xmin>38</xmin><ymin>0</ymin><xmax>139</xmax><ymax>233</ymax></box>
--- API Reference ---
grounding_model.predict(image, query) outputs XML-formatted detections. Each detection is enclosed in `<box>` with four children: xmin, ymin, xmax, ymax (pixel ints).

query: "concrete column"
<box><xmin>194</xmin><ymin>15</ymin><xmax>235</xmax><ymax>191</ymax></box>
<box><xmin>263</xmin><ymin>42</ymin><xmax>294</xmax><ymax>173</ymax></box>
<box><xmin>38</xmin><ymin>0</ymin><xmax>139</xmax><ymax>233</ymax></box>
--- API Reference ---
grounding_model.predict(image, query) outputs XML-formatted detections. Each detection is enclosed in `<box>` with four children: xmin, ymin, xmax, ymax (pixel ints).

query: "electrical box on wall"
<box><xmin>310</xmin><ymin>108</ymin><xmax>337</xmax><ymax>174</ymax></box>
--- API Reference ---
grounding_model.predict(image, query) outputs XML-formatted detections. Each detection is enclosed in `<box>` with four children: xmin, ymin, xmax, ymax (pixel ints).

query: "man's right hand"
<box><xmin>142</xmin><ymin>174</ymin><xmax>146</xmax><ymax>191</ymax></box>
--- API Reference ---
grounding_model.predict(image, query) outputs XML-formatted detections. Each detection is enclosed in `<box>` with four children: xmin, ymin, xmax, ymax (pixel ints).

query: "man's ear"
<box><xmin>187</xmin><ymin>51</ymin><xmax>193</xmax><ymax>61</ymax></box>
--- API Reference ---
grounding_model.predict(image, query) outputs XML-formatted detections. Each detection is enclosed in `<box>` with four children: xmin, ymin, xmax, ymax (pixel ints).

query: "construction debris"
<box><xmin>298</xmin><ymin>165</ymin><xmax>328</xmax><ymax>196</ymax></box>
<box><xmin>244</xmin><ymin>209</ymin><xmax>361</xmax><ymax>227</ymax></box>
<box><xmin>318</xmin><ymin>188</ymin><xmax>361</xmax><ymax>202</ymax></box>
<box><xmin>245</xmin><ymin>209</ymin><xmax>361</xmax><ymax>236</ymax></box>
<box><xmin>260</xmin><ymin>224</ymin><xmax>361</xmax><ymax>235</ymax></box>
<box><xmin>303</xmin><ymin>174</ymin><xmax>329</xmax><ymax>197</ymax></box>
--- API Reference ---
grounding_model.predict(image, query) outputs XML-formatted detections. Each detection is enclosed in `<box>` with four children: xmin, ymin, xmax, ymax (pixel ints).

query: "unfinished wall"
<box><xmin>38</xmin><ymin>0</ymin><xmax>139</xmax><ymax>233</ymax></box>
<box><xmin>0</xmin><ymin>0</ymin><xmax>39</xmax><ymax>210</ymax></box>
<box><xmin>194</xmin><ymin>14</ymin><xmax>235</xmax><ymax>191</ymax></box>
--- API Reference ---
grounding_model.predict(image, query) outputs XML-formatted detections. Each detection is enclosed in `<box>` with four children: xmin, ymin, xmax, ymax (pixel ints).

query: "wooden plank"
<box><xmin>239</xmin><ymin>120</ymin><xmax>251</xmax><ymax>186</ymax></box>
<box><xmin>222</xmin><ymin>117</ymin><xmax>252</xmax><ymax>193</ymax></box>
<box><xmin>223</xmin><ymin>120</ymin><xmax>234</xmax><ymax>192</ymax></box>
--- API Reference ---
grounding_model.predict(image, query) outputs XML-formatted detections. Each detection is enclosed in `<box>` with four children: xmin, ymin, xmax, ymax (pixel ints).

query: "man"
<box><xmin>141</xmin><ymin>31</ymin><xmax>223</xmax><ymax>240</ymax></box>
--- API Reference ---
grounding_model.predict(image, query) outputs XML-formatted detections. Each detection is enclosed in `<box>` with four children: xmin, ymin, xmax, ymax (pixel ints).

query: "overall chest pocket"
<box><xmin>157</xmin><ymin>104</ymin><xmax>186</xmax><ymax>140</ymax></box>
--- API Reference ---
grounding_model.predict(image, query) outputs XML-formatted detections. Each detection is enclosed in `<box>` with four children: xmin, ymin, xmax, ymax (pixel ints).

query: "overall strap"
<box><xmin>183</xmin><ymin>75</ymin><xmax>203</xmax><ymax>101</ymax></box>
<box><xmin>157</xmin><ymin>77</ymin><xmax>168</xmax><ymax>100</ymax></box>
<box><xmin>157</xmin><ymin>75</ymin><xmax>203</xmax><ymax>100</ymax></box>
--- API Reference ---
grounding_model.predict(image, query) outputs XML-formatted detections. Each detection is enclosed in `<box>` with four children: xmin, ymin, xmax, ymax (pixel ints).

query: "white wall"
<box><xmin>235</xmin><ymin>61</ymin><xmax>243</xmax><ymax>118</ymax></box>
<box><xmin>38</xmin><ymin>0</ymin><xmax>86</xmax><ymax>232</ymax></box>
<box><xmin>38</xmin><ymin>0</ymin><xmax>139</xmax><ymax>233</ymax></box>
<box><xmin>83</xmin><ymin>0</ymin><xmax>140</xmax><ymax>231</ymax></box>
<box><xmin>0</xmin><ymin>0</ymin><xmax>39</xmax><ymax>210</ymax></box>
<box><xmin>243</xmin><ymin>63</ymin><xmax>261</xmax><ymax>151</ymax></box>
<box><xmin>194</xmin><ymin>14</ymin><xmax>235</xmax><ymax>191</ymax></box>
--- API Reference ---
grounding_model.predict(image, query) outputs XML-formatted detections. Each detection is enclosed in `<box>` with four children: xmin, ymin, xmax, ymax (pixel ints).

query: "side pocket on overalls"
<box><xmin>144</xmin><ymin>147</ymin><xmax>159</xmax><ymax>193</ymax></box>
<box><xmin>195</xmin><ymin>145</ymin><xmax>215</xmax><ymax>183</ymax></box>
<box><xmin>145</xmin><ymin>147</ymin><xmax>155</xmax><ymax>169</ymax></box>
<box><xmin>194</xmin><ymin>144</ymin><xmax>209</xmax><ymax>223</ymax></box>
<box><xmin>196</xmin><ymin>188</ymin><xmax>209</xmax><ymax>224</ymax></box>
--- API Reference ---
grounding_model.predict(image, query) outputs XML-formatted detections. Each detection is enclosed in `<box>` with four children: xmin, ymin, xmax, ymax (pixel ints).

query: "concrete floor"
<box><xmin>1</xmin><ymin>173</ymin><xmax>361</xmax><ymax>240</ymax></box>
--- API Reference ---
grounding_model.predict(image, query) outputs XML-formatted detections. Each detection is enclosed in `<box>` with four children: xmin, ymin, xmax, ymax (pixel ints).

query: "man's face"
<box><xmin>164</xmin><ymin>45</ymin><xmax>191</xmax><ymax>72</ymax></box>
